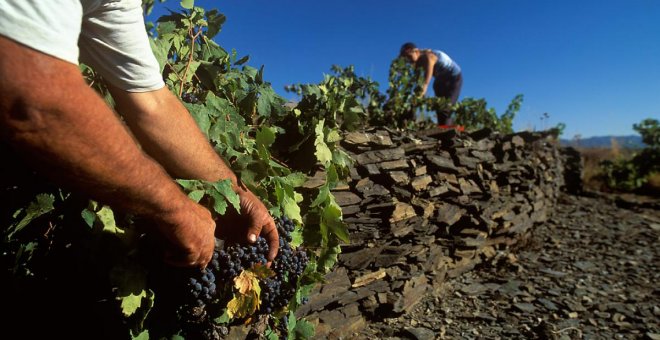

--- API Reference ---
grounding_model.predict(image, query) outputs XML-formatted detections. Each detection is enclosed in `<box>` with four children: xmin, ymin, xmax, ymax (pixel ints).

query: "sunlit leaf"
<box><xmin>110</xmin><ymin>261</ymin><xmax>149</xmax><ymax>317</ymax></box>
<box><xmin>188</xmin><ymin>190</ymin><xmax>205</xmax><ymax>203</ymax></box>
<box><xmin>282</xmin><ymin>194</ymin><xmax>302</xmax><ymax>225</ymax></box>
<box><xmin>226</xmin><ymin>293</ymin><xmax>258</xmax><ymax>319</ymax></box>
<box><xmin>131</xmin><ymin>330</ymin><xmax>149</xmax><ymax>340</ymax></box>
<box><xmin>234</xmin><ymin>270</ymin><xmax>259</xmax><ymax>295</ymax></box>
<box><xmin>180</xmin><ymin>0</ymin><xmax>194</xmax><ymax>9</ymax></box>
<box><xmin>326</xmin><ymin>129</ymin><xmax>341</xmax><ymax>143</ymax></box>
<box><xmin>323</xmin><ymin>201</ymin><xmax>348</xmax><ymax>243</ymax></box>
<box><xmin>98</xmin><ymin>205</ymin><xmax>123</xmax><ymax>235</ymax></box>
<box><xmin>256</xmin><ymin>126</ymin><xmax>277</xmax><ymax>149</ymax></box>
<box><xmin>281</xmin><ymin>173</ymin><xmax>308</xmax><ymax>188</ymax></box>
<box><xmin>8</xmin><ymin>193</ymin><xmax>55</xmax><ymax>238</ymax></box>
<box><xmin>213</xmin><ymin>179</ymin><xmax>241</xmax><ymax>213</ymax></box>
<box><xmin>314</xmin><ymin>120</ymin><xmax>332</xmax><ymax>166</ymax></box>
<box><xmin>310</xmin><ymin>185</ymin><xmax>329</xmax><ymax>208</ymax></box>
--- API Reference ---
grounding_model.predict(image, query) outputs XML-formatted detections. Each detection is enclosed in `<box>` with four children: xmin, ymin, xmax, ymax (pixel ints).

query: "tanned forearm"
<box><xmin>109</xmin><ymin>85</ymin><xmax>238</xmax><ymax>185</ymax></box>
<box><xmin>0</xmin><ymin>37</ymin><xmax>191</xmax><ymax>226</ymax></box>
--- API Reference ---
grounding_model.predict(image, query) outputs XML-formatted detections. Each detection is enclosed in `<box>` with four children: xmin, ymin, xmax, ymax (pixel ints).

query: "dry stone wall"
<box><xmin>297</xmin><ymin>127</ymin><xmax>569</xmax><ymax>338</ymax></box>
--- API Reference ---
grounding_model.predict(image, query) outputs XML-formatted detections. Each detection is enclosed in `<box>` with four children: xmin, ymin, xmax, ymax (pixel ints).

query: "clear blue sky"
<box><xmin>151</xmin><ymin>0</ymin><xmax>659</xmax><ymax>138</ymax></box>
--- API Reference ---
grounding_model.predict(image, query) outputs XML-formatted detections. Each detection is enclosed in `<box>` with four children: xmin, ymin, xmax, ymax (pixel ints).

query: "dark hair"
<box><xmin>400</xmin><ymin>42</ymin><xmax>416</xmax><ymax>56</ymax></box>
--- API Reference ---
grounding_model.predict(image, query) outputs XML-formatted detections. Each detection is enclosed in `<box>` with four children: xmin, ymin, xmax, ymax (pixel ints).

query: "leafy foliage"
<box><xmin>600</xmin><ymin>118</ymin><xmax>660</xmax><ymax>192</ymax></box>
<box><xmin>287</xmin><ymin>58</ymin><xmax>523</xmax><ymax>133</ymax></box>
<box><xmin>633</xmin><ymin>118</ymin><xmax>660</xmax><ymax>147</ymax></box>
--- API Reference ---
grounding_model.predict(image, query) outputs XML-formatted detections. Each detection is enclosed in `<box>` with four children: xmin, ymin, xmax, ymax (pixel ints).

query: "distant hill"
<box><xmin>560</xmin><ymin>135</ymin><xmax>644</xmax><ymax>149</ymax></box>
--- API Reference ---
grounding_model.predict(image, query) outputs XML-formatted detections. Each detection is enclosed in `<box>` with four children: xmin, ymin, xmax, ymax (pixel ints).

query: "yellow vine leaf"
<box><xmin>226</xmin><ymin>270</ymin><xmax>264</xmax><ymax>319</ymax></box>
<box><xmin>226</xmin><ymin>292</ymin><xmax>259</xmax><ymax>319</ymax></box>
<box><xmin>234</xmin><ymin>270</ymin><xmax>259</xmax><ymax>295</ymax></box>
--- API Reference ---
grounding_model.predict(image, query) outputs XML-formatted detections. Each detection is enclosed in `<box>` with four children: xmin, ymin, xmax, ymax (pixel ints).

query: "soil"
<box><xmin>359</xmin><ymin>193</ymin><xmax>660</xmax><ymax>339</ymax></box>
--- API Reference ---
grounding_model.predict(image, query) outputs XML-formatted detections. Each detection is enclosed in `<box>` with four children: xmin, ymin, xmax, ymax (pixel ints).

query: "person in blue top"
<box><xmin>400</xmin><ymin>42</ymin><xmax>463</xmax><ymax>125</ymax></box>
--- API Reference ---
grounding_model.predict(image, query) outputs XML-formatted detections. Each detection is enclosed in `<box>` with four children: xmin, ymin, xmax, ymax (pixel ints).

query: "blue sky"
<box><xmin>151</xmin><ymin>0</ymin><xmax>659</xmax><ymax>138</ymax></box>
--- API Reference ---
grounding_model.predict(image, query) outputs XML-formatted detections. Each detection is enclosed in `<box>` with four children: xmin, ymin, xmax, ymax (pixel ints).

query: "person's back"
<box><xmin>430</xmin><ymin>49</ymin><xmax>461</xmax><ymax>78</ymax></box>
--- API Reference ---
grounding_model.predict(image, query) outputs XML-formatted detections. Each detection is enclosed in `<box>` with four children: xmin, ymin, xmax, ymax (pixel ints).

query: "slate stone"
<box><xmin>380</xmin><ymin>159</ymin><xmax>409</xmax><ymax>170</ymax></box>
<box><xmin>339</xmin><ymin>246</ymin><xmax>383</xmax><ymax>270</ymax></box>
<box><xmin>333</xmin><ymin>191</ymin><xmax>362</xmax><ymax>206</ymax></box>
<box><xmin>435</xmin><ymin>203</ymin><xmax>465</xmax><ymax>226</ymax></box>
<box><xmin>389</xmin><ymin>171</ymin><xmax>410</xmax><ymax>184</ymax></box>
<box><xmin>404</xmin><ymin>327</ymin><xmax>436</xmax><ymax>340</ymax></box>
<box><xmin>389</xmin><ymin>202</ymin><xmax>416</xmax><ymax>223</ymax></box>
<box><xmin>411</xmin><ymin>175</ymin><xmax>433</xmax><ymax>192</ymax></box>
<box><xmin>513</xmin><ymin>302</ymin><xmax>536</xmax><ymax>313</ymax></box>
<box><xmin>426</xmin><ymin>154</ymin><xmax>460</xmax><ymax>173</ymax></box>
<box><xmin>392</xmin><ymin>275</ymin><xmax>429</xmax><ymax>313</ymax></box>
<box><xmin>355</xmin><ymin>147</ymin><xmax>405</xmax><ymax>165</ymax></box>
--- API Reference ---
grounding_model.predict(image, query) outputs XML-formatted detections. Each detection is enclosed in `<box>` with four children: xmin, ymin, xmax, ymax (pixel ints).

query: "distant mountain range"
<box><xmin>560</xmin><ymin>135</ymin><xmax>644</xmax><ymax>149</ymax></box>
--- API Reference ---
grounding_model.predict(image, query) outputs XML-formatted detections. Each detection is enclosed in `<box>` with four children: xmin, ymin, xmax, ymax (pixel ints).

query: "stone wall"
<box><xmin>297</xmin><ymin>127</ymin><xmax>568</xmax><ymax>337</ymax></box>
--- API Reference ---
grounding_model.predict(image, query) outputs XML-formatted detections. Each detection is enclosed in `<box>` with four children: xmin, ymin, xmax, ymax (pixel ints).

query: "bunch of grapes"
<box><xmin>175</xmin><ymin>216</ymin><xmax>309</xmax><ymax>339</ymax></box>
<box><xmin>181</xmin><ymin>92</ymin><xmax>200</xmax><ymax>104</ymax></box>
<box><xmin>260</xmin><ymin>216</ymin><xmax>309</xmax><ymax>313</ymax></box>
<box><xmin>213</xmin><ymin>236</ymin><xmax>270</xmax><ymax>280</ymax></box>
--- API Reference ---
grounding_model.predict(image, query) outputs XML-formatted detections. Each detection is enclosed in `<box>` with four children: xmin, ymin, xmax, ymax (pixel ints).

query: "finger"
<box><xmin>197</xmin><ymin>238</ymin><xmax>215</xmax><ymax>270</ymax></box>
<box><xmin>261</xmin><ymin>220</ymin><xmax>279</xmax><ymax>262</ymax></box>
<box><xmin>246</xmin><ymin>219</ymin><xmax>263</xmax><ymax>244</ymax></box>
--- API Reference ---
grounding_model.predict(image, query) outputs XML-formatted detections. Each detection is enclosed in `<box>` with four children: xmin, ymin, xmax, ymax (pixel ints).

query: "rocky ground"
<box><xmin>359</xmin><ymin>193</ymin><xmax>660</xmax><ymax>339</ymax></box>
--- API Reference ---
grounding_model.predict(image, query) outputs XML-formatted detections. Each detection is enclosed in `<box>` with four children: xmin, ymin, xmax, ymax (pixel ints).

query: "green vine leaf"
<box><xmin>212</xmin><ymin>180</ymin><xmax>241</xmax><ymax>213</ymax></box>
<box><xmin>256</xmin><ymin>126</ymin><xmax>277</xmax><ymax>149</ymax></box>
<box><xmin>131</xmin><ymin>330</ymin><xmax>149</xmax><ymax>340</ymax></box>
<box><xmin>98</xmin><ymin>205</ymin><xmax>123</xmax><ymax>235</ymax></box>
<box><xmin>188</xmin><ymin>189</ymin><xmax>205</xmax><ymax>203</ymax></box>
<box><xmin>322</xmin><ymin>200</ymin><xmax>348</xmax><ymax>243</ymax></box>
<box><xmin>257</xmin><ymin>87</ymin><xmax>277</xmax><ymax>116</ymax></box>
<box><xmin>294</xmin><ymin>318</ymin><xmax>315</xmax><ymax>339</ymax></box>
<box><xmin>282</xmin><ymin>194</ymin><xmax>302</xmax><ymax>225</ymax></box>
<box><xmin>318</xmin><ymin>244</ymin><xmax>341</xmax><ymax>273</ymax></box>
<box><xmin>289</xmin><ymin>225</ymin><xmax>303</xmax><ymax>248</ymax></box>
<box><xmin>110</xmin><ymin>261</ymin><xmax>150</xmax><ymax>317</ymax></box>
<box><xmin>314</xmin><ymin>120</ymin><xmax>332</xmax><ymax>166</ymax></box>
<box><xmin>7</xmin><ymin>193</ymin><xmax>55</xmax><ymax>238</ymax></box>
<box><xmin>180</xmin><ymin>0</ymin><xmax>194</xmax><ymax>9</ymax></box>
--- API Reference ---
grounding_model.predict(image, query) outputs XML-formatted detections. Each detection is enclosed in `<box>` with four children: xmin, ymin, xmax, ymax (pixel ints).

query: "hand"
<box><xmin>215</xmin><ymin>186</ymin><xmax>279</xmax><ymax>262</ymax></box>
<box><xmin>420</xmin><ymin>85</ymin><xmax>428</xmax><ymax>97</ymax></box>
<box><xmin>157</xmin><ymin>199</ymin><xmax>216</xmax><ymax>269</ymax></box>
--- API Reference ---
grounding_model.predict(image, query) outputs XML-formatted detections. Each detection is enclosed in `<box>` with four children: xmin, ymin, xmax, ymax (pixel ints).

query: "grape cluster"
<box><xmin>181</xmin><ymin>92</ymin><xmax>200</xmax><ymax>104</ymax></box>
<box><xmin>176</xmin><ymin>216</ymin><xmax>309</xmax><ymax>338</ymax></box>
<box><xmin>259</xmin><ymin>216</ymin><xmax>309</xmax><ymax>313</ymax></box>
<box><xmin>213</xmin><ymin>236</ymin><xmax>270</xmax><ymax>279</ymax></box>
<box><xmin>185</xmin><ymin>260</ymin><xmax>217</xmax><ymax>307</ymax></box>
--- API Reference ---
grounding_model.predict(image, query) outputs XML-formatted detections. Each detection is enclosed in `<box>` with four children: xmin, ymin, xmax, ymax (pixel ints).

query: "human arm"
<box><xmin>0</xmin><ymin>36</ymin><xmax>215</xmax><ymax>268</ymax></box>
<box><xmin>419</xmin><ymin>50</ymin><xmax>438</xmax><ymax>96</ymax></box>
<box><xmin>108</xmin><ymin>84</ymin><xmax>279</xmax><ymax>261</ymax></box>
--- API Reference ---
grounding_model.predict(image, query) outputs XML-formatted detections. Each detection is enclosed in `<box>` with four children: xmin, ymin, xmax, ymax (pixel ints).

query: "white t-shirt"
<box><xmin>0</xmin><ymin>0</ymin><xmax>164</xmax><ymax>92</ymax></box>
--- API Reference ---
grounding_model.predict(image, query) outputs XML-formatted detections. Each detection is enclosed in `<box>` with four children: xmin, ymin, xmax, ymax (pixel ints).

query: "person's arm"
<box><xmin>0</xmin><ymin>36</ymin><xmax>215</xmax><ymax>268</ymax></box>
<box><xmin>108</xmin><ymin>85</ymin><xmax>279</xmax><ymax>262</ymax></box>
<box><xmin>420</xmin><ymin>50</ymin><xmax>437</xmax><ymax>96</ymax></box>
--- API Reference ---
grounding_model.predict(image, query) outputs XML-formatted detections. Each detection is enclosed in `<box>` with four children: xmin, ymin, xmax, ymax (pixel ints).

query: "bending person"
<box><xmin>400</xmin><ymin>42</ymin><xmax>463</xmax><ymax>125</ymax></box>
